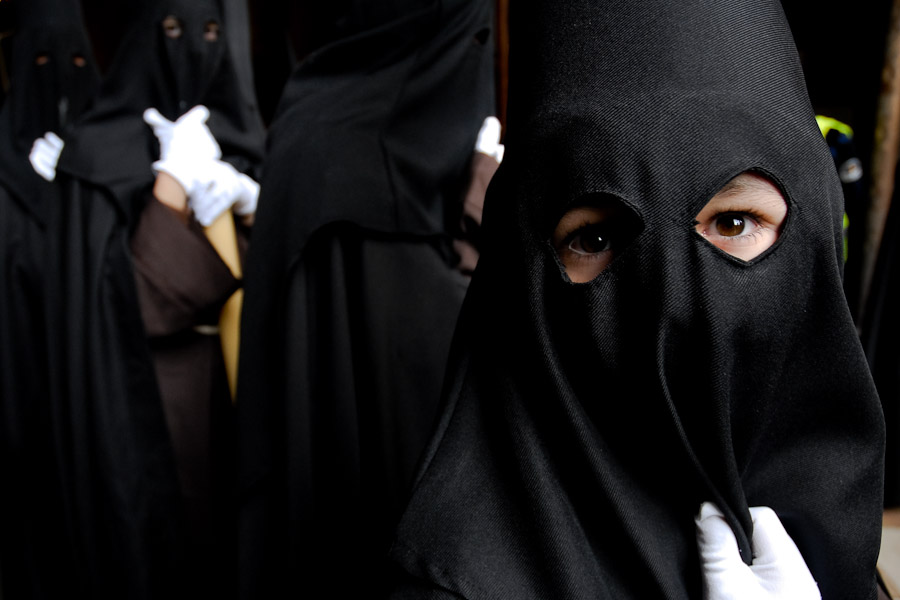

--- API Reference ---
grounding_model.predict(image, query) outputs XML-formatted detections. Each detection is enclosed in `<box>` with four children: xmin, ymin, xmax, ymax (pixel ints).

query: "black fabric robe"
<box><xmin>0</xmin><ymin>1</ymin><xmax>102</xmax><ymax>597</ymax></box>
<box><xmin>39</xmin><ymin>0</ymin><xmax>264</xmax><ymax>597</ymax></box>
<box><xmin>236</xmin><ymin>0</ymin><xmax>495</xmax><ymax>596</ymax></box>
<box><xmin>389</xmin><ymin>0</ymin><xmax>885</xmax><ymax>598</ymax></box>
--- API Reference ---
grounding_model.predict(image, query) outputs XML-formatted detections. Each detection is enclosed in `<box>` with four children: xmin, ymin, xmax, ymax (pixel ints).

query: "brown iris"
<box><xmin>715</xmin><ymin>214</ymin><xmax>746</xmax><ymax>237</ymax></box>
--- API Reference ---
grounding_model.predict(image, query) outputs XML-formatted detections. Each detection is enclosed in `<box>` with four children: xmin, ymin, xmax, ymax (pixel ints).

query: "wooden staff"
<box><xmin>204</xmin><ymin>211</ymin><xmax>243</xmax><ymax>402</ymax></box>
<box><xmin>860</xmin><ymin>0</ymin><xmax>900</xmax><ymax>321</ymax></box>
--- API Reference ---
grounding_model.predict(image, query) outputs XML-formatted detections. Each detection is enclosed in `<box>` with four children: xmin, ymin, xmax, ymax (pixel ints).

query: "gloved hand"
<box><xmin>696</xmin><ymin>502</ymin><xmax>820</xmax><ymax>600</ymax></box>
<box><xmin>188</xmin><ymin>159</ymin><xmax>260</xmax><ymax>226</ymax></box>
<box><xmin>232</xmin><ymin>172</ymin><xmax>260</xmax><ymax>218</ymax></box>
<box><xmin>29</xmin><ymin>132</ymin><xmax>65</xmax><ymax>181</ymax></box>
<box><xmin>475</xmin><ymin>116</ymin><xmax>505</xmax><ymax>163</ymax></box>
<box><xmin>143</xmin><ymin>105</ymin><xmax>222</xmax><ymax>197</ymax></box>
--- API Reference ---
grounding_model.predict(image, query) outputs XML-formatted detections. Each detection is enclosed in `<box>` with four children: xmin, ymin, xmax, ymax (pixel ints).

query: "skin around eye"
<box><xmin>552</xmin><ymin>200</ymin><xmax>639</xmax><ymax>283</ymax></box>
<box><xmin>35</xmin><ymin>53</ymin><xmax>50</xmax><ymax>66</ymax></box>
<box><xmin>72</xmin><ymin>54</ymin><xmax>87</xmax><ymax>68</ymax></box>
<box><xmin>163</xmin><ymin>15</ymin><xmax>183</xmax><ymax>39</ymax></box>
<box><xmin>694</xmin><ymin>172</ymin><xmax>788</xmax><ymax>262</ymax></box>
<box><xmin>204</xmin><ymin>21</ymin><xmax>220</xmax><ymax>43</ymax></box>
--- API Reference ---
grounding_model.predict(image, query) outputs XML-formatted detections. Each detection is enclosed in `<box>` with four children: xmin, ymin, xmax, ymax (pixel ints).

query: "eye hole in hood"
<box><xmin>162</xmin><ymin>15</ymin><xmax>183</xmax><ymax>39</ymax></box>
<box><xmin>693</xmin><ymin>172</ymin><xmax>788</xmax><ymax>262</ymax></box>
<box><xmin>204</xmin><ymin>20</ymin><xmax>220</xmax><ymax>43</ymax></box>
<box><xmin>551</xmin><ymin>194</ymin><xmax>643</xmax><ymax>283</ymax></box>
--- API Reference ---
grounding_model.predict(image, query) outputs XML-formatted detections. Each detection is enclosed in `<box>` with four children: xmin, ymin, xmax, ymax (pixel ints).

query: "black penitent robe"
<box><xmin>236</xmin><ymin>0</ymin><xmax>495</xmax><ymax>596</ymax></box>
<box><xmin>389</xmin><ymin>0</ymin><xmax>884</xmax><ymax>598</ymax></box>
<box><xmin>40</xmin><ymin>0</ymin><xmax>264</xmax><ymax>597</ymax></box>
<box><xmin>0</xmin><ymin>0</ymin><xmax>104</xmax><ymax>597</ymax></box>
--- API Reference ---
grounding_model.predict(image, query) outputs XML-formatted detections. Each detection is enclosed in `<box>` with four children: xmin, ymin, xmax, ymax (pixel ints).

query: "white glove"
<box><xmin>232</xmin><ymin>173</ymin><xmax>260</xmax><ymax>217</ymax></box>
<box><xmin>143</xmin><ymin>105</ymin><xmax>221</xmax><ymax>163</ymax></box>
<box><xmin>143</xmin><ymin>105</ymin><xmax>223</xmax><ymax>197</ymax></box>
<box><xmin>696</xmin><ymin>502</ymin><xmax>820</xmax><ymax>600</ymax></box>
<box><xmin>187</xmin><ymin>160</ymin><xmax>260</xmax><ymax>226</ymax></box>
<box><xmin>29</xmin><ymin>132</ymin><xmax>65</xmax><ymax>181</ymax></box>
<box><xmin>475</xmin><ymin>116</ymin><xmax>505</xmax><ymax>163</ymax></box>
<box><xmin>188</xmin><ymin>159</ymin><xmax>242</xmax><ymax>226</ymax></box>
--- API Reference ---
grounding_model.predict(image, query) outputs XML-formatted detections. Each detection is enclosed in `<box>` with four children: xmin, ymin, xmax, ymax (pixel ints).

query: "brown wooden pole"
<box><xmin>861</xmin><ymin>0</ymin><xmax>900</xmax><ymax>321</ymax></box>
<box><xmin>204</xmin><ymin>213</ymin><xmax>244</xmax><ymax>402</ymax></box>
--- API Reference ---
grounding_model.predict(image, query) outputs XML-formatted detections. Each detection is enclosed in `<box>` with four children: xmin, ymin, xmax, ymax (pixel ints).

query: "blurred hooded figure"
<box><xmin>388</xmin><ymin>0</ymin><xmax>885</xmax><ymax>598</ymax></box>
<box><xmin>0</xmin><ymin>0</ymin><xmax>100</xmax><ymax>597</ymax></box>
<box><xmin>28</xmin><ymin>0</ymin><xmax>264</xmax><ymax>597</ymax></box>
<box><xmin>236</xmin><ymin>0</ymin><xmax>496</xmax><ymax>596</ymax></box>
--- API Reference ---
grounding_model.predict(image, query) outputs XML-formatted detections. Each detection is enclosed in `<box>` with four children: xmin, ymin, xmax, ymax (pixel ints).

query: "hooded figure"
<box><xmin>236</xmin><ymin>0</ymin><xmax>495</xmax><ymax>596</ymax></box>
<box><xmin>34</xmin><ymin>0</ymin><xmax>264</xmax><ymax>597</ymax></box>
<box><xmin>0</xmin><ymin>1</ymin><xmax>101</xmax><ymax>597</ymax></box>
<box><xmin>388</xmin><ymin>0</ymin><xmax>885</xmax><ymax>598</ymax></box>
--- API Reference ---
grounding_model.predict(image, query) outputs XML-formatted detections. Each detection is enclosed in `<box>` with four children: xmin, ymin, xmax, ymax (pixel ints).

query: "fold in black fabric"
<box><xmin>390</xmin><ymin>0</ymin><xmax>885</xmax><ymax>598</ymax></box>
<box><xmin>236</xmin><ymin>0</ymin><xmax>495</xmax><ymax>596</ymax></box>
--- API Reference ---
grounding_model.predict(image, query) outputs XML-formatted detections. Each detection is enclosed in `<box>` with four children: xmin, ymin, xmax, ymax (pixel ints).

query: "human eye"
<box><xmin>694</xmin><ymin>173</ymin><xmax>787</xmax><ymax>262</ymax></box>
<box><xmin>565</xmin><ymin>222</ymin><xmax>614</xmax><ymax>255</ymax></box>
<box><xmin>701</xmin><ymin>211</ymin><xmax>767</xmax><ymax>245</ymax></box>
<box><xmin>204</xmin><ymin>21</ymin><xmax>220</xmax><ymax>43</ymax></box>
<box><xmin>551</xmin><ymin>197</ymin><xmax>642</xmax><ymax>283</ymax></box>
<box><xmin>162</xmin><ymin>15</ymin><xmax>183</xmax><ymax>39</ymax></box>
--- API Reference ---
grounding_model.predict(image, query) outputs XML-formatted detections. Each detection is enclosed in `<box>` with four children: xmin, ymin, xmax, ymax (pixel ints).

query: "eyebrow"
<box><xmin>715</xmin><ymin>174</ymin><xmax>771</xmax><ymax>198</ymax></box>
<box><xmin>717</xmin><ymin>177</ymin><xmax>750</xmax><ymax>197</ymax></box>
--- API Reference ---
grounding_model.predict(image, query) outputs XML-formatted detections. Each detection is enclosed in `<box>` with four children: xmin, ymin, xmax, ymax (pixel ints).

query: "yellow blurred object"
<box><xmin>204</xmin><ymin>211</ymin><xmax>243</xmax><ymax>401</ymax></box>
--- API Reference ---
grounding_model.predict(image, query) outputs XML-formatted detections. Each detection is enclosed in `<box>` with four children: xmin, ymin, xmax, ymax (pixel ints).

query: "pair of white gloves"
<box><xmin>697</xmin><ymin>502</ymin><xmax>821</xmax><ymax>599</ymax></box>
<box><xmin>29</xmin><ymin>105</ymin><xmax>259</xmax><ymax>227</ymax></box>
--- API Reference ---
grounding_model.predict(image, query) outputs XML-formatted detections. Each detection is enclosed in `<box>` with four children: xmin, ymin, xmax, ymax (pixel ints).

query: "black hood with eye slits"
<box><xmin>56</xmin><ymin>0</ymin><xmax>265</xmax><ymax>222</ymax></box>
<box><xmin>389</xmin><ymin>0</ymin><xmax>885</xmax><ymax>598</ymax></box>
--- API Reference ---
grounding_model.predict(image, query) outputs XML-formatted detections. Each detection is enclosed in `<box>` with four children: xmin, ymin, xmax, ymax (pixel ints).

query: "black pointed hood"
<box><xmin>0</xmin><ymin>0</ymin><xmax>100</xmax><ymax>220</ymax></box>
<box><xmin>390</xmin><ymin>0</ymin><xmax>885</xmax><ymax>598</ymax></box>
